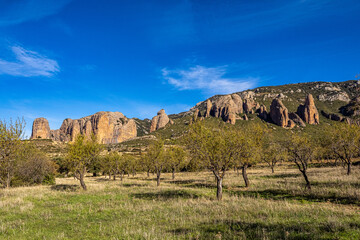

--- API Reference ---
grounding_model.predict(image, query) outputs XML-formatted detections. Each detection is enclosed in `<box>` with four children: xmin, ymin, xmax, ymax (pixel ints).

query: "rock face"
<box><xmin>150</xmin><ymin>109</ymin><xmax>171</xmax><ymax>132</ymax></box>
<box><xmin>297</xmin><ymin>94</ymin><xmax>320</xmax><ymax>125</ymax></box>
<box><xmin>289</xmin><ymin>113</ymin><xmax>306</xmax><ymax>127</ymax></box>
<box><xmin>31</xmin><ymin>112</ymin><xmax>137</xmax><ymax>143</ymax></box>
<box><xmin>269</xmin><ymin>99</ymin><xmax>289</xmax><ymax>128</ymax></box>
<box><xmin>30</xmin><ymin>118</ymin><xmax>51</xmax><ymax>139</ymax></box>
<box><xmin>258</xmin><ymin>105</ymin><xmax>268</xmax><ymax>121</ymax></box>
<box><xmin>340</xmin><ymin>97</ymin><xmax>360</xmax><ymax>117</ymax></box>
<box><xmin>200</xmin><ymin>92</ymin><xmax>258</xmax><ymax>124</ymax></box>
<box><xmin>205</xmin><ymin>99</ymin><xmax>212</xmax><ymax>117</ymax></box>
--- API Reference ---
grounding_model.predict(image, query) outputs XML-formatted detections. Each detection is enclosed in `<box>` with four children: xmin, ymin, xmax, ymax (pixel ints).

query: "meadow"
<box><xmin>1</xmin><ymin>165</ymin><xmax>359</xmax><ymax>240</ymax></box>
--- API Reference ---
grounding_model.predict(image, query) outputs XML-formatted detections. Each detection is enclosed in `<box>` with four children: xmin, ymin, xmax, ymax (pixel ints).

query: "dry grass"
<box><xmin>0</xmin><ymin>166</ymin><xmax>359</xmax><ymax>239</ymax></box>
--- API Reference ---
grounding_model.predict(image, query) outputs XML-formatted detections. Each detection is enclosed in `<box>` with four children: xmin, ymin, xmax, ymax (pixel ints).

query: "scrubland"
<box><xmin>0</xmin><ymin>166</ymin><xmax>359</xmax><ymax>240</ymax></box>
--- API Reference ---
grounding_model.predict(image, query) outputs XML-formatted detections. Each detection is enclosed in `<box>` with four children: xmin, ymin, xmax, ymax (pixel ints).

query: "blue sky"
<box><xmin>1</xmin><ymin>0</ymin><xmax>360</xmax><ymax>137</ymax></box>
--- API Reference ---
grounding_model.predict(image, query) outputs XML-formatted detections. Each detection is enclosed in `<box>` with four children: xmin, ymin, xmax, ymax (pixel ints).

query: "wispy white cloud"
<box><xmin>162</xmin><ymin>65</ymin><xmax>258</xmax><ymax>95</ymax></box>
<box><xmin>0</xmin><ymin>45</ymin><xmax>60</xmax><ymax>77</ymax></box>
<box><xmin>0</xmin><ymin>0</ymin><xmax>72</xmax><ymax>26</ymax></box>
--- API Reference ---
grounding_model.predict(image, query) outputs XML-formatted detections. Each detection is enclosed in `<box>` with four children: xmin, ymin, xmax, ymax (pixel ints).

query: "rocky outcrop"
<box><xmin>321</xmin><ymin>111</ymin><xmax>344</xmax><ymax>121</ymax></box>
<box><xmin>289</xmin><ymin>113</ymin><xmax>306</xmax><ymax>127</ymax></box>
<box><xmin>258</xmin><ymin>105</ymin><xmax>268</xmax><ymax>121</ymax></box>
<box><xmin>200</xmin><ymin>92</ymin><xmax>259</xmax><ymax>124</ymax></box>
<box><xmin>297</xmin><ymin>94</ymin><xmax>319</xmax><ymax>125</ymax></box>
<box><xmin>269</xmin><ymin>99</ymin><xmax>290</xmax><ymax>128</ymax></box>
<box><xmin>340</xmin><ymin>97</ymin><xmax>360</xmax><ymax>117</ymax></box>
<box><xmin>31</xmin><ymin>112</ymin><xmax>137</xmax><ymax>144</ymax></box>
<box><xmin>205</xmin><ymin>99</ymin><xmax>212</xmax><ymax>117</ymax></box>
<box><xmin>318</xmin><ymin>92</ymin><xmax>350</xmax><ymax>102</ymax></box>
<box><xmin>150</xmin><ymin>109</ymin><xmax>171</xmax><ymax>132</ymax></box>
<box><xmin>30</xmin><ymin>118</ymin><xmax>51</xmax><ymax>139</ymax></box>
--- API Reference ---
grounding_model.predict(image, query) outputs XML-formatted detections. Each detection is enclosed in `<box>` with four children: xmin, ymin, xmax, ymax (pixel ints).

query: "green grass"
<box><xmin>1</xmin><ymin>166</ymin><xmax>359</xmax><ymax>239</ymax></box>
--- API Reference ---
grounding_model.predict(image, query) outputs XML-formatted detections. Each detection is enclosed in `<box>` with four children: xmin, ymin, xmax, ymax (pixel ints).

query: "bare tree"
<box><xmin>284</xmin><ymin>134</ymin><xmax>314</xmax><ymax>190</ymax></box>
<box><xmin>327</xmin><ymin>123</ymin><xmax>360</xmax><ymax>175</ymax></box>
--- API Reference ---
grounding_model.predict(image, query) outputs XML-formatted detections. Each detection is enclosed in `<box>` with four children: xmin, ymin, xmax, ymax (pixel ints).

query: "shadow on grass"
<box><xmin>259</xmin><ymin>173</ymin><xmax>300</xmax><ymax>179</ymax></box>
<box><xmin>172</xmin><ymin>219</ymin><xmax>360</xmax><ymax>240</ymax></box>
<box><xmin>131</xmin><ymin>189</ymin><xmax>201</xmax><ymax>200</ymax></box>
<box><xmin>95</xmin><ymin>178</ymin><xmax>112</xmax><ymax>182</ymax></box>
<box><xmin>165</xmin><ymin>179</ymin><xmax>203</xmax><ymax>185</ymax></box>
<box><xmin>312</xmin><ymin>181</ymin><xmax>360</xmax><ymax>188</ymax></box>
<box><xmin>51</xmin><ymin>184</ymin><xmax>79</xmax><ymax>192</ymax></box>
<box><xmin>122</xmin><ymin>183</ymin><xmax>148</xmax><ymax>187</ymax></box>
<box><xmin>229</xmin><ymin>189</ymin><xmax>359</xmax><ymax>206</ymax></box>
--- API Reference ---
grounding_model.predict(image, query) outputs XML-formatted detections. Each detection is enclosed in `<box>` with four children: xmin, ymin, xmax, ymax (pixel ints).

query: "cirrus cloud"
<box><xmin>162</xmin><ymin>65</ymin><xmax>258</xmax><ymax>95</ymax></box>
<box><xmin>0</xmin><ymin>45</ymin><xmax>60</xmax><ymax>77</ymax></box>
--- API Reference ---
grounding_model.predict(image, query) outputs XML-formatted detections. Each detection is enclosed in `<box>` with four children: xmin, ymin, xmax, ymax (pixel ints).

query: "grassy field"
<box><xmin>1</xmin><ymin>166</ymin><xmax>359</xmax><ymax>240</ymax></box>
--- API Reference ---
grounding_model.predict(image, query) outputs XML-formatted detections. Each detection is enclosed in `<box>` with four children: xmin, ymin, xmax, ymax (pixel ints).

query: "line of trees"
<box><xmin>2</xmin><ymin>117</ymin><xmax>359</xmax><ymax>202</ymax></box>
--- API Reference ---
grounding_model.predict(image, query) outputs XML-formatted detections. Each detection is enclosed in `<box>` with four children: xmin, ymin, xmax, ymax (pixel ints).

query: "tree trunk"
<box><xmin>301</xmin><ymin>170</ymin><xmax>311</xmax><ymax>190</ymax></box>
<box><xmin>120</xmin><ymin>172</ymin><xmax>124</xmax><ymax>181</ymax></box>
<box><xmin>271</xmin><ymin>166</ymin><xmax>274</xmax><ymax>173</ymax></box>
<box><xmin>79</xmin><ymin>174</ymin><xmax>87</xmax><ymax>191</ymax></box>
<box><xmin>113</xmin><ymin>174</ymin><xmax>116</xmax><ymax>180</ymax></box>
<box><xmin>236</xmin><ymin>167</ymin><xmax>239</xmax><ymax>176</ymax></box>
<box><xmin>147</xmin><ymin>170</ymin><xmax>150</xmax><ymax>177</ymax></box>
<box><xmin>78</xmin><ymin>167</ymin><xmax>87</xmax><ymax>190</ymax></box>
<box><xmin>216</xmin><ymin>176</ymin><xmax>223</xmax><ymax>201</ymax></box>
<box><xmin>347</xmin><ymin>161</ymin><xmax>351</xmax><ymax>175</ymax></box>
<box><xmin>6</xmin><ymin>172</ymin><xmax>10</xmax><ymax>188</ymax></box>
<box><xmin>109</xmin><ymin>173</ymin><xmax>111</xmax><ymax>179</ymax></box>
<box><xmin>156</xmin><ymin>171</ymin><xmax>161</xmax><ymax>186</ymax></box>
<box><xmin>242</xmin><ymin>164</ymin><xmax>250</xmax><ymax>187</ymax></box>
<box><xmin>93</xmin><ymin>172</ymin><xmax>97</xmax><ymax>177</ymax></box>
<box><xmin>172</xmin><ymin>169</ymin><xmax>175</xmax><ymax>180</ymax></box>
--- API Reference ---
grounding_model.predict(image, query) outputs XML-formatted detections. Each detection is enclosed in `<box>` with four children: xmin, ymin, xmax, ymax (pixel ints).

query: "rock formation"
<box><xmin>340</xmin><ymin>97</ymin><xmax>360</xmax><ymax>117</ymax></box>
<box><xmin>31</xmin><ymin>112</ymin><xmax>137</xmax><ymax>143</ymax></box>
<box><xmin>258</xmin><ymin>105</ymin><xmax>268</xmax><ymax>121</ymax></box>
<box><xmin>200</xmin><ymin>92</ymin><xmax>259</xmax><ymax>124</ymax></box>
<box><xmin>297</xmin><ymin>94</ymin><xmax>320</xmax><ymax>125</ymax></box>
<box><xmin>269</xmin><ymin>98</ymin><xmax>290</xmax><ymax>128</ymax></box>
<box><xmin>30</xmin><ymin>118</ymin><xmax>51</xmax><ymax>139</ymax></box>
<box><xmin>289</xmin><ymin>113</ymin><xmax>306</xmax><ymax>127</ymax></box>
<box><xmin>150</xmin><ymin>109</ymin><xmax>171</xmax><ymax>132</ymax></box>
<box><xmin>205</xmin><ymin>99</ymin><xmax>212</xmax><ymax>117</ymax></box>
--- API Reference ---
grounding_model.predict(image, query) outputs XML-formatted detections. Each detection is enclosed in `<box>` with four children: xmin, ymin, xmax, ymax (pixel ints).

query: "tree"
<box><xmin>0</xmin><ymin>118</ymin><xmax>25</xmax><ymax>188</ymax></box>
<box><xmin>261</xmin><ymin>134</ymin><xmax>286</xmax><ymax>173</ymax></box>
<box><xmin>144</xmin><ymin>139</ymin><xmax>165</xmax><ymax>186</ymax></box>
<box><xmin>66</xmin><ymin>134</ymin><xmax>102</xmax><ymax>190</ymax></box>
<box><xmin>166</xmin><ymin>146</ymin><xmax>187</xmax><ymax>180</ymax></box>
<box><xmin>15</xmin><ymin>143</ymin><xmax>56</xmax><ymax>185</ymax></box>
<box><xmin>327</xmin><ymin>123</ymin><xmax>360</xmax><ymax>175</ymax></box>
<box><xmin>185</xmin><ymin>122</ymin><xmax>244</xmax><ymax>200</ymax></box>
<box><xmin>141</xmin><ymin>150</ymin><xmax>154</xmax><ymax>177</ymax></box>
<box><xmin>284</xmin><ymin>134</ymin><xmax>314</xmax><ymax>190</ymax></box>
<box><xmin>233</xmin><ymin>124</ymin><xmax>264</xmax><ymax>187</ymax></box>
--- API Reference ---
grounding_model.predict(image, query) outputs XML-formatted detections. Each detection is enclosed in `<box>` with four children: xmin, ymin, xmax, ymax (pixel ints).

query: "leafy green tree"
<box><xmin>233</xmin><ymin>124</ymin><xmax>264</xmax><ymax>187</ymax></box>
<box><xmin>261</xmin><ymin>133</ymin><xmax>286</xmax><ymax>173</ymax></box>
<box><xmin>185</xmin><ymin>122</ymin><xmax>245</xmax><ymax>200</ymax></box>
<box><xmin>327</xmin><ymin>123</ymin><xmax>360</xmax><ymax>175</ymax></box>
<box><xmin>0</xmin><ymin>118</ymin><xmax>25</xmax><ymax>188</ymax></box>
<box><xmin>144</xmin><ymin>139</ymin><xmax>165</xmax><ymax>186</ymax></box>
<box><xmin>66</xmin><ymin>134</ymin><xmax>102</xmax><ymax>190</ymax></box>
<box><xmin>284</xmin><ymin>134</ymin><xmax>315</xmax><ymax>190</ymax></box>
<box><xmin>166</xmin><ymin>146</ymin><xmax>187</xmax><ymax>180</ymax></box>
<box><xmin>141</xmin><ymin>150</ymin><xmax>154</xmax><ymax>177</ymax></box>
